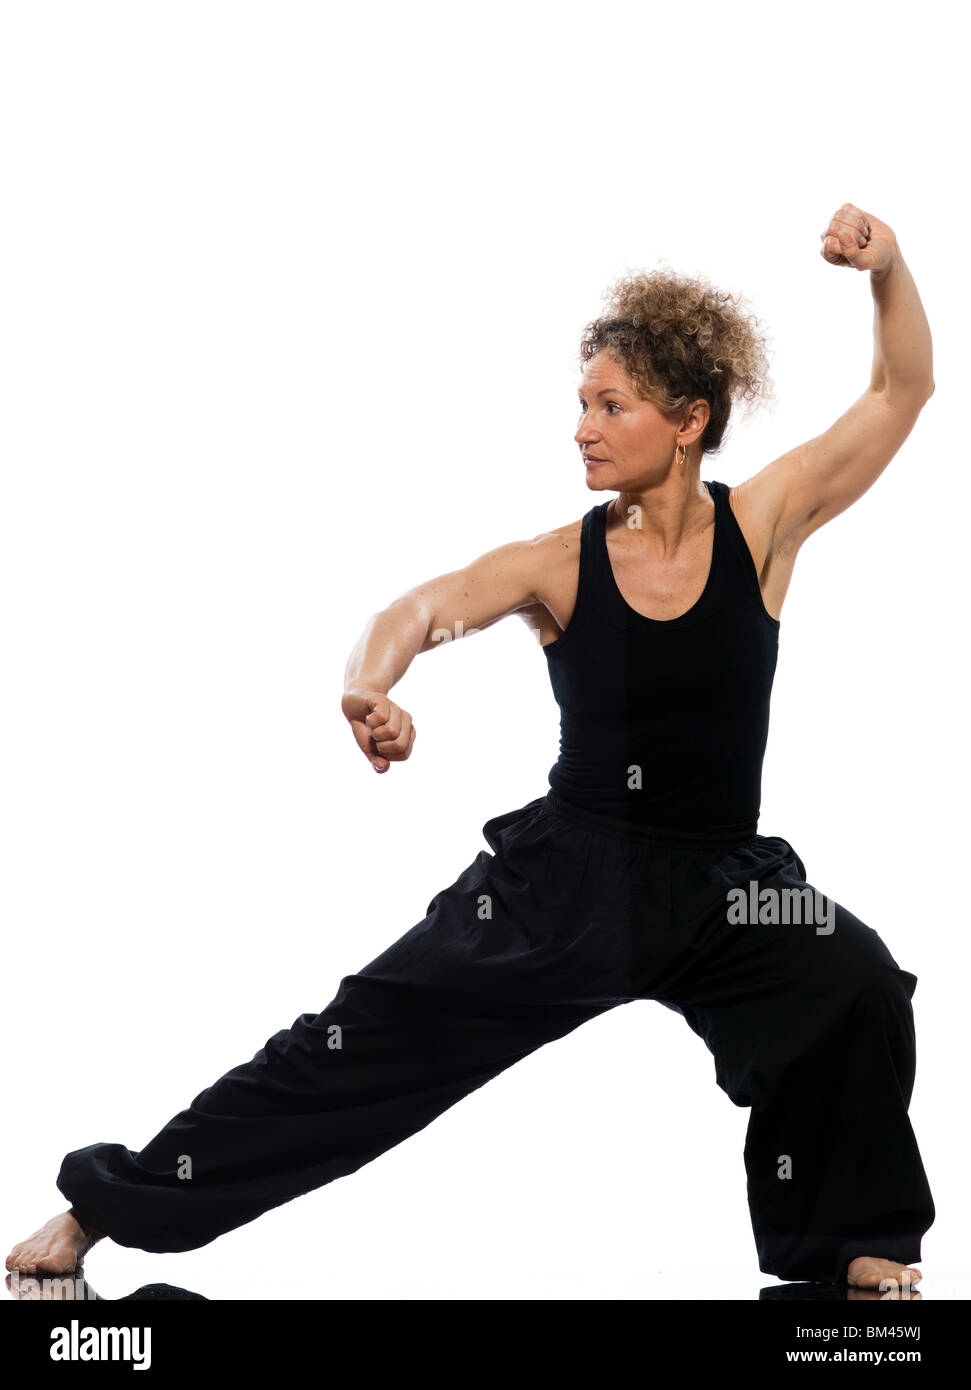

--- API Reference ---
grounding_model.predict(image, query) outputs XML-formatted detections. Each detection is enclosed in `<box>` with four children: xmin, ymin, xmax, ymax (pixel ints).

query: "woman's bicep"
<box><xmin>738</xmin><ymin>387</ymin><xmax>932</xmax><ymax>552</ymax></box>
<box><xmin>404</xmin><ymin>536</ymin><xmax>548</xmax><ymax>653</ymax></box>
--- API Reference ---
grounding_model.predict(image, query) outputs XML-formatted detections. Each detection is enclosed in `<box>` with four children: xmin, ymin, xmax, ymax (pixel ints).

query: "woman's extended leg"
<box><xmin>647</xmin><ymin>835</ymin><xmax>935</xmax><ymax>1286</ymax></box>
<box><xmin>12</xmin><ymin>797</ymin><xmax>630</xmax><ymax>1264</ymax></box>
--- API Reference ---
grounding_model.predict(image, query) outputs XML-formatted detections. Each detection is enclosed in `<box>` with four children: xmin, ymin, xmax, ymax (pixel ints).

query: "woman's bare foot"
<box><xmin>5</xmin><ymin>1210</ymin><xmax>103</xmax><ymax>1275</ymax></box>
<box><xmin>846</xmin><ymin>1255</ymin><xmax>922</xmax><ymax>1289</ymax></box>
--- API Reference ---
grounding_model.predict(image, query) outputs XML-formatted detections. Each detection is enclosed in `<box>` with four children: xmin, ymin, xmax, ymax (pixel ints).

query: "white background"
<box><xmin>2</xmin><ymin>0</ymin><xmax>966</xmax><ymax>1301</ymax></box>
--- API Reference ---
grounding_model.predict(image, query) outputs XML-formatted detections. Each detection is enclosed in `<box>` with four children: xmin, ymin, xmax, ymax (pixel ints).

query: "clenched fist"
<box><xmin>341</xmin><ymin>688</ymin><xmax>416</xmax><ymax>773</ymax></box>
<box><xmin>820</xmin><ymin>203</ymin><xmax>897</xmax><ymax>274</ymax></box>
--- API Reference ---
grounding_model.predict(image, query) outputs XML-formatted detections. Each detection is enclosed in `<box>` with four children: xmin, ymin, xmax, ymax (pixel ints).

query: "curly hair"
<box><xmin>579</xmin><ymin>262</ymin><xmax>775</xmax><ymax>455</ymax></box>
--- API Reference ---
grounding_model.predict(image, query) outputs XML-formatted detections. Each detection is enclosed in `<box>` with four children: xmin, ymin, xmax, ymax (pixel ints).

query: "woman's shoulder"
<box><xmin>535</xmin><ymin>498</ymin><xmax>604</xmax><ymax>545</ymax></box>
<box><xmin>540</xmin><ymin>516</ymin><xmax>584</xmax><ymax>542</ymax></box>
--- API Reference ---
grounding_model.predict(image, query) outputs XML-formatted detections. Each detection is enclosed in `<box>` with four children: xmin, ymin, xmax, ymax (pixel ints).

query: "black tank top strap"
<box><xmin>707</xmin><ymin>479</ymin><xmax>781</xmax><ymax>630</ymax></box>
<box><xmin>586</xmin><ymin>499</ymin><xmax>616</xmax><ymax>596</ymax></box>
<box><xmin>586</xmin><ymin>498</ymin><xmax>637</xmax><ymax>629</ymax></box>
<box><xmin>544</xmin><ymin>503</ymin><xmax>603</xmax><ymax>651</ymax></box>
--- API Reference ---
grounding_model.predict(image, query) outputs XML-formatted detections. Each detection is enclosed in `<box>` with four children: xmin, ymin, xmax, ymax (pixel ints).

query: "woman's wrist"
<box><xmin>870</xmin><ymin>241</ymin><xmax>903</xmax><ymax>283</ymax></box>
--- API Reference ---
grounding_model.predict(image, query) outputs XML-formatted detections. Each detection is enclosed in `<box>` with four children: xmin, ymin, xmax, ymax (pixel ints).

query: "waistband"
<box><xmin>543</xmin><ymin>789</ymin><xmax>759</xmax><ymax>852</ymax></box>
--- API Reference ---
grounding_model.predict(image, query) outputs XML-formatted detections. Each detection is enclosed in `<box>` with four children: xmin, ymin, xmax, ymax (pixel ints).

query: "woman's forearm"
<box><xmin>343</xmin><ymin>597</ymin><xmax>431</xmax><ymax>696</ymax></box>
<box><xmin>869</xmin><ymin>247</ymin><xmax>935</xmax><ymax>399</ymax></box>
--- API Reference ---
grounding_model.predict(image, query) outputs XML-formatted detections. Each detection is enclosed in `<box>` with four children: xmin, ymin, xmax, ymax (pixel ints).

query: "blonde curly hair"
<box><xmin>579</xmin><ymin>262</ymin><xmax>775</xmax><ymax>455</ymax></box>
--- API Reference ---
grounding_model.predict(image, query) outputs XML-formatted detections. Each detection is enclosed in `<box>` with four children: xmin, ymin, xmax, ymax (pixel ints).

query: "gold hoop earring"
<box><xmin>675</xmin><ymin>443</ymin><xmax>686</xmax><ymax>467</ymax></box>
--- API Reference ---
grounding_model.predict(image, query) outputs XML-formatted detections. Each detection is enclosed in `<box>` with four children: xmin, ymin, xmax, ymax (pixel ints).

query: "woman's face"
<box><xmin>574</xmin><ymin>350</ymin><xmax>698</xmax><ymax>491</ymax></box>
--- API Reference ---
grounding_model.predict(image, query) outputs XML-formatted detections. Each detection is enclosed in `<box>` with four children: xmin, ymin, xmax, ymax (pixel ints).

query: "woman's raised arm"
<box><xmin>735</xmin><ymin>204</ymin><xmax>935</xmax><ymax>557</ymax></box>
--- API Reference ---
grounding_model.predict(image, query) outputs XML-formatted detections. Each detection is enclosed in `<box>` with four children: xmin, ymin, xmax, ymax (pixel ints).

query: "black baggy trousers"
<box><xmin>57</xmin><ymin>791</ymin><xmax>935</xmax><ymax>1284</ymax></box>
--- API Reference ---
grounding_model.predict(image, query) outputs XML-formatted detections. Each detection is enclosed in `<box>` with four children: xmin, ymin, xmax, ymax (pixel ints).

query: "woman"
<box><xmin>7</xmin><ymin>202</ymin><xmax>936</xmax><ymax>1290</ymax></box>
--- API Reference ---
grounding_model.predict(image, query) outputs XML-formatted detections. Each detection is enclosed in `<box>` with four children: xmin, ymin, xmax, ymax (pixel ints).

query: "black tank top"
<box><xmin>542</xmin><ymin>480</ymin><xmax>780</xmax><ymax>846</ymax></box>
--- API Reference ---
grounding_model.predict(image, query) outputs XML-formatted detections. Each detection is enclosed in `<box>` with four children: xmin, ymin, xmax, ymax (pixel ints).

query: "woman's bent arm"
<box><xmin>341</xmin><ymin>533</ymin><xmax>552</xmax><ymax>769</ymax></box>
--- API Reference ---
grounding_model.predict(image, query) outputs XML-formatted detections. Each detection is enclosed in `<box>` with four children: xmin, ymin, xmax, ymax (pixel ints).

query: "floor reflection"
<box><xmin>760</xmin><ymin>1281</ymin><xmax>922</xmax><ymax>1301</ymax></box>
<box><xmin>5</xmin><ymin>1269</ymin><xmax>923</xmax><ymax>1302</ymax></box>
<box><xmin>5</xmin><ymin>1271</ymin><xmax>207</xmax><ymax>1301</ymax></box>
